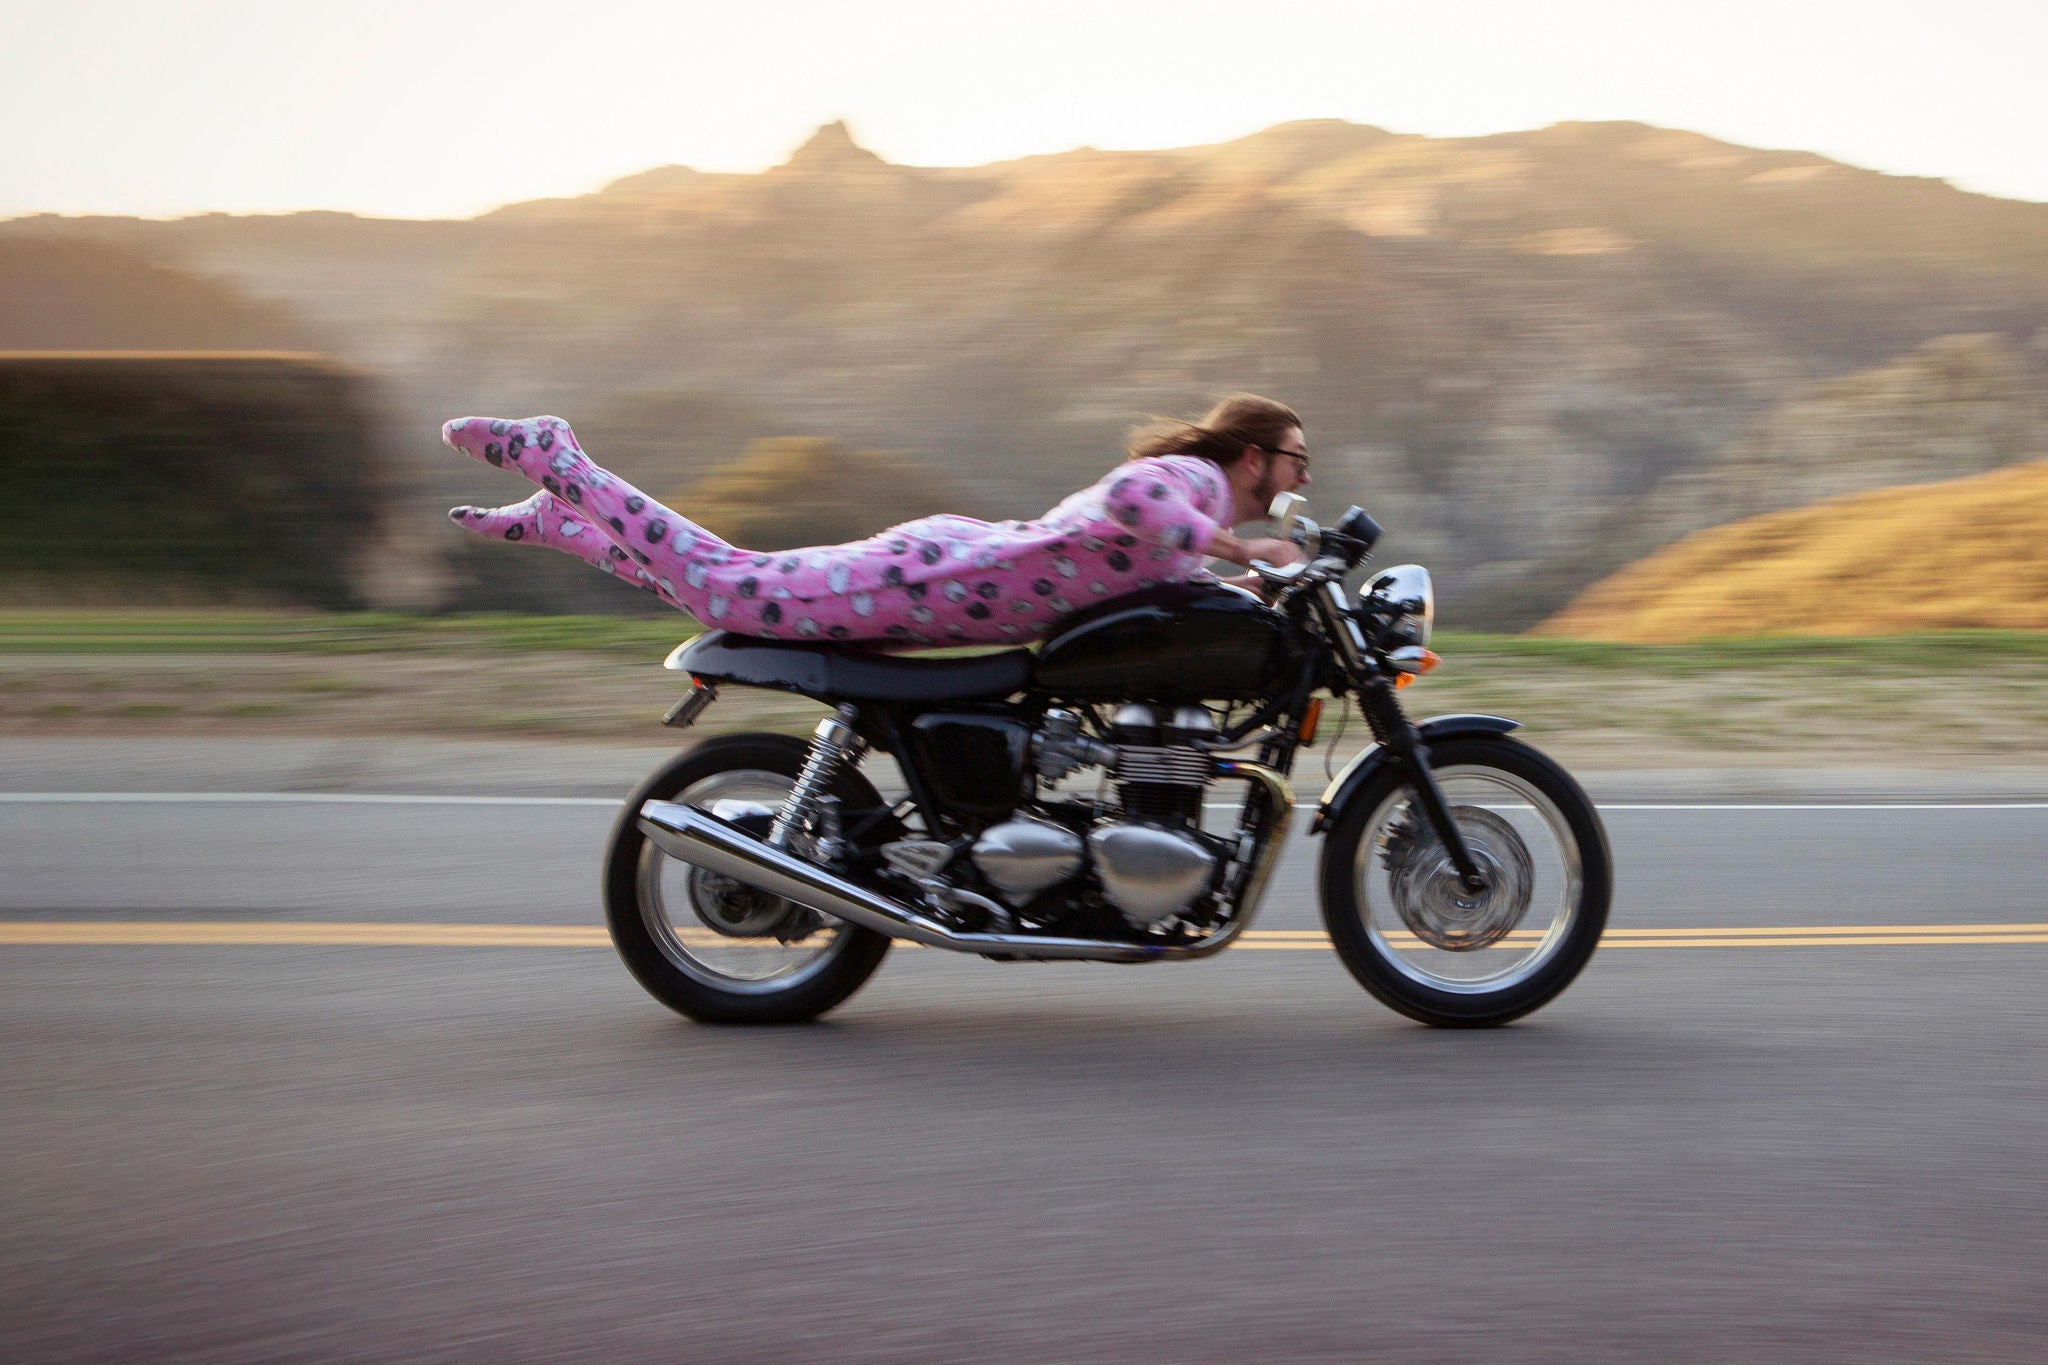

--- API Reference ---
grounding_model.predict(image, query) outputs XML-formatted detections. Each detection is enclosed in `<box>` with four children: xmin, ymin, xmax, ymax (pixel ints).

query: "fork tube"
<box><xmin>1358</xmin><ymin>679</ymin><xmax>1488</xmax><ymax>892</ymax></box>
<box><xmin>1311</xmin><ymin>581</ymin><xmax>1372</xmax><ymax>676</ymax></box>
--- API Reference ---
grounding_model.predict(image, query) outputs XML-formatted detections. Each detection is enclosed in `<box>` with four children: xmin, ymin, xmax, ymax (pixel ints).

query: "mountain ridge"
<box><xmin>6</xmin><ymin>119</ymin><xmax>2046</xmax><ymax>622</ymax></box>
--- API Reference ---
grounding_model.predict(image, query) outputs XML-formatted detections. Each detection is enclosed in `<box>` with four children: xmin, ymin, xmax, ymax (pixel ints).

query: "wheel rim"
<box><xmin>636</xmin><ymin>768</ymin><xmax>854</xmax><ymax>993</ymax></box>
<box><xmin>1348</xmin><ymin>764</ymin><xmax>1584</xmax><ymax>994</ymax></box>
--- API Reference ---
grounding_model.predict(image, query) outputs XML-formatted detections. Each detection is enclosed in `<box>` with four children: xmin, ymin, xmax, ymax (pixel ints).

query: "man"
<box><xmin>445</xmin><ymin>393</ymin><xmax>1314</xmax><ymax>644</ymax></box>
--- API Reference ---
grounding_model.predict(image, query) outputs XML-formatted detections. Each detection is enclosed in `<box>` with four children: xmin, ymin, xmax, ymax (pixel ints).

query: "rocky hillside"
<box><xmin>8</xmin><ymin>120</ymin><xmax>2048</xmax><ymax>623</ymax></box>
<box><xmin>1539</xmin><ymin>459</ymin><xmax>2048</xmax><ymax>641</ymax></box>
<box><xmin>0</xmin><ymin>238</ymin><xmax>314</xmax><ymax>351</ymax></box>
<box><xmin>1512</xmin><ymin>330</ymin><xmax>2048</xmax><ymax>613</ymax></box>
<box><xmin>1636</xmin><ymin>333</ymin><xmax>2048</xmax><ymax>537</ymax></box>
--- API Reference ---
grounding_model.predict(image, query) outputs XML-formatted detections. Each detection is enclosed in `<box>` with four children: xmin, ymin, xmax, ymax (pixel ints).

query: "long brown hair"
<box><xmin>1124</xmin><ymin>393</ymin><xmax>1301</xmax><ymax>467</ymax></box>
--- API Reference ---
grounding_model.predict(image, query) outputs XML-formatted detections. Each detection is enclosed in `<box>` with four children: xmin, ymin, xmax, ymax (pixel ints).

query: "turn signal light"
<box><xmin>1391</xmin><ymin>648</ymin><xmax>1441</xmax><ymax>689</ymax></box>
<box><xmin>1298</xmin><ymin>697</ymin><xmax>1324</xmax><ymax>744</ymax></box>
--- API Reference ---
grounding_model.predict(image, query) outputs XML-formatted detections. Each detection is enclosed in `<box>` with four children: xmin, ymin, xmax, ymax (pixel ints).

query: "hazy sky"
<box><xmin>4</xmin><ymin>0</ymin><xmax>2043</xmax><ymax>219</ymax></box>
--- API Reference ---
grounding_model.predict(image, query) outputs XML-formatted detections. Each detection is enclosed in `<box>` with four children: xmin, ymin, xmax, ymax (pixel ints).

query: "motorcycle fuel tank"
<box><xmin>1033</xmin><ymin>582</ymin><xmax>1294</xmax><ymax>702</ymax></box>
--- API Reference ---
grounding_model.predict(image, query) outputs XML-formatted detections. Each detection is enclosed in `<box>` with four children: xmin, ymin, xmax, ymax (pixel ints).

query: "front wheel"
<box><xmin>1319</xmin><ymin>734</ymin><xmax>1610</xmax><ymax>1027</ymax></box>
<box><xmin>604</xmin><ymin>734</ymin><xmax>894</xmax><ymax>1024</ymax></box>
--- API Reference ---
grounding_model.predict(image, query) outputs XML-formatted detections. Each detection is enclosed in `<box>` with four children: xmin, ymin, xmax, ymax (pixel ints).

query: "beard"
<box><xmin>1250</xmin><ymin>461</ymin><xmax>1287</xmax><ymax>516</ymax></box>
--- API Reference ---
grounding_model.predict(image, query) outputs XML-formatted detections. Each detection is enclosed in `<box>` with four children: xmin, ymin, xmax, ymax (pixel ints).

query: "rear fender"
<box><xmin>1308</xmin><ymin>714</ymin><xmax>1521</xmax><ymax>835</ymax></box>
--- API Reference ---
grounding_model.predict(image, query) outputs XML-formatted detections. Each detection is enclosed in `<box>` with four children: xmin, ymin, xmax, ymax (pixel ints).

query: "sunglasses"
<box><xmin>1261</xmin><ymin>444</ymin><xmax>1311</xmax><ymax>470</ymax></box>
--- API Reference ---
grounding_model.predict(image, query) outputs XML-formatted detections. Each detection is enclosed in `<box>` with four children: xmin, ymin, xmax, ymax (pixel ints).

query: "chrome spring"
<box><xmin>769</xmin><ymin>705</ymin><xmax>861</xmax><ymax>849</ymax></box>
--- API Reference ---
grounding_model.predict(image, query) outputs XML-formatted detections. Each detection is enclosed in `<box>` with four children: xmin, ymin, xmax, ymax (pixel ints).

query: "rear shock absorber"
<box><xmin>770</xmin><ymin>705</ymin><xmax>863</xmax><ymax>850</ymax></box>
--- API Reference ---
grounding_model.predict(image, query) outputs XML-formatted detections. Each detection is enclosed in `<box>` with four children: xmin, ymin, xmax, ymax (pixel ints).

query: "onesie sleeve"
<box><xmin>1096</xmin><ymin>457</ymin><xmax>1230</xmax><ymax>556</ymax></box>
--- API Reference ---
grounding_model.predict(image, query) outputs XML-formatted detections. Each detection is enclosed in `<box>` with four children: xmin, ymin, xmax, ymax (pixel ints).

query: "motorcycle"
<box><xmin>603</xmin><ymin>496</ymin><xmax>1610</xmax><ymax>1027</ymax></box>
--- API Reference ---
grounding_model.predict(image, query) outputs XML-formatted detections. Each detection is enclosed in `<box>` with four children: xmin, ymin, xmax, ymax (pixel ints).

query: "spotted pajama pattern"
<box><xmin>444</xmin><ymin>416</ymin><xmax>1230</xmax><ymax>645</ymax></box>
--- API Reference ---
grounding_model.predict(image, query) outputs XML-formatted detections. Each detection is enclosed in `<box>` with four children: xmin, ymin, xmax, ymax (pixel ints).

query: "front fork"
<box><xmin>1356</xmin><ymin>678</ymin><xmax>1489</xmax><ymax>893</ymax></box>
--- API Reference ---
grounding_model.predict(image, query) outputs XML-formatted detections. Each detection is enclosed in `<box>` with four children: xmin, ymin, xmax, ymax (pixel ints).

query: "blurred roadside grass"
<box><xmin>9</xmin><ymin>611</ymin><xmax>2048</xmax><ymax>670</ymax></box>
<box><xmin>9</xmin><ymin>612</ymin><xmax>2048</xmax><ymax>761</ymax></box>
<box><xmin>0</xmin><ymin>612</ymin><xmax>705</xmax><ymax>657</ymax></box>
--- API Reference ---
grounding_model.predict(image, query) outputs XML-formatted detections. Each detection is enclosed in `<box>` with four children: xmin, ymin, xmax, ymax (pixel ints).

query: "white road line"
<box><xmin>0</xmin><ymin>792</ymin><xmax>622</xmax><ymax>807</ymax></box>
<box><xmin>1596</xmin><ymin>803</ymin><xmax>2048</xmax><ymax>812</ymax></box>
<box><xmin>9</xmin><ymin>921</ymin><xmax>2048</xmax><ymax>949</ymax></box>
<box><xmin>3</xmin><ymin>793</ymin><xmax>2048</xmax><ymax>812</ymax></box>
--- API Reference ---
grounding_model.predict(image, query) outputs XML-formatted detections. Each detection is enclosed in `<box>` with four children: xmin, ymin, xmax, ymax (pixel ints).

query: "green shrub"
<box><xmin>0</xmin><ymin>352</ymin><xmax>389</xmax><ymax>608</ymax></box>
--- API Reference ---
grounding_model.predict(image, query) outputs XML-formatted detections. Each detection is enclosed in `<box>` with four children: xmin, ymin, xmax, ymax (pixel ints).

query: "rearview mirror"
<box><xmin>1267</xmin><ymin>490</ymin><xmax>1307</xmax><ymax>537</ymax></box>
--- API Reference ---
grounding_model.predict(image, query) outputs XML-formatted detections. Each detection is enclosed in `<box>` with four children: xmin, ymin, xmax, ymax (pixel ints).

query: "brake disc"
<box><xmin>1381</xmin><ymin>805</ymin><xmax>1535</xmax><ymax>951</ymax></box>
<box><xmin>684</xmin><ymin>869</ymin><xmax>810</xmax><ymax>938</ymax></box>
<box><xmin>683</xmin><ymin>799</ymin><xmax>824</xmax><ymax>941</ymax></box>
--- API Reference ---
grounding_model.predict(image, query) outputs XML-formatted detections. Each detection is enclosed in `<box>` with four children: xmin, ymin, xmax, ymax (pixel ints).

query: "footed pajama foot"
<box><xmin>442</xmin><ymin>416</ymin><xmax>600</xmax><ymax>497</ymax></box>
<box><xmin>448</xmin><ymin>490</ymin><xmax>582</xmax><ymax>543</ymax></box>
<box><xmin>449</xmin><ymin>491</ymin><xmax>676</xmax><ymax>601</ymax></box>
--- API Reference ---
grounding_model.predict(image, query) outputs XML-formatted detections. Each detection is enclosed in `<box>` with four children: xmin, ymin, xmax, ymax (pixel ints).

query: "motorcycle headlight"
<box><xmin>1364</xmin><ymin>564</ymin><xmax>1433</xmax><ymax>648</ymax></box>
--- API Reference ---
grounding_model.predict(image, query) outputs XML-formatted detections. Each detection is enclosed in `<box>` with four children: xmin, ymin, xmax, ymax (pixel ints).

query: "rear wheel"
<box><xmin>1319</xmin><ymin>735</ymin><xmax>1610</xmax><ymax>1027</ymax></box>
<box><xmin>604</xmin><ymin>734</ymin><xmax>894</xmax><ymax>1024</ymax></box>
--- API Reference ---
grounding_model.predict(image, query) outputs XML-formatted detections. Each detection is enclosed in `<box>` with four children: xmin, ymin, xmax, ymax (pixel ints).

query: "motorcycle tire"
<box><xmin>603</xmin><ymin>733</ymin><xmax>895</xmax><ymax>1024</ymax></box>
<box><xmin>1319</xmin><ymin>734</ymin><xmax>1610</xmax><ymax>1028</ymax></box>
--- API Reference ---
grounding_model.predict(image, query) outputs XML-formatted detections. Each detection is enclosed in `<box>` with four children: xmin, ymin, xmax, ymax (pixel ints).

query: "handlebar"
<box><xmin>1245</xmin><ymin>502</ymin><xmax>1383</xmax><ymax>600</ymax></box>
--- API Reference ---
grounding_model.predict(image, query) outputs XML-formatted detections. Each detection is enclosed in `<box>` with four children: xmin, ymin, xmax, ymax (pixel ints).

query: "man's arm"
<box><xmin>1205</xmin><ymin>527</ymin><xmax>1302</xmax><ymax>569</ymax></box>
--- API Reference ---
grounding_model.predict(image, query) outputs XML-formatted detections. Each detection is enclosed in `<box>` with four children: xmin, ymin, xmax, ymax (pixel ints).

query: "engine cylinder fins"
<box><xmin>1112</xmin><ymin>741</ymin><xmax>1217</xmax><ymax>825</ymax></box>
<box><xmin>1115</xmin><ymin>782</ymin><xmax>1199</xmax><ymax>825</ymax></box>
<box><xmin>1112</xmin><ymin>746</ymin><xmax>1217</xmax><ymax>786</ymax></box>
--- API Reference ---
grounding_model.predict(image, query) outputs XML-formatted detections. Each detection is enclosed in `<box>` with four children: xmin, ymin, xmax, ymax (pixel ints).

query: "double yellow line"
<box><xmin>4</xmin><ymin>922</ymin><xmax>2048</xmax><ymax>949</ymax></box>
<box><xmin>0</xmin><ymin>921</ymin><xmax>608</xmax><ymax>946</ymax></box>
<box><xmin>1241</xmin><ymin>925</ymin><xmax>2048</xmax><ymax>949</ymax></box>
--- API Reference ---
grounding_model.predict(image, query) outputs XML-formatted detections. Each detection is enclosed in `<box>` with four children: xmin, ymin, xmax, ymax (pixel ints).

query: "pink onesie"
<box><xmin>445</xmin><ymin>416</ymin><xmax>1232</xmax><ymax>646</ymax></box>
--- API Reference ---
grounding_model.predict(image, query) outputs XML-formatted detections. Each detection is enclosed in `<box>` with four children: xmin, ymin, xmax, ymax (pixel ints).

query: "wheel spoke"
<box><xmin>637</xmin><ymin>769</ymin><xmax>850</xmax><ymax>992</ymax></box>
<box><xmin>606</xmin><ymin>735</ymin><xmax>892</xmax><ymax>1023</ymax></box>
<box><xmin>1351</xmin><ymin>763</ymin><xmax>1585</xmax><ymax>995</ymax></box>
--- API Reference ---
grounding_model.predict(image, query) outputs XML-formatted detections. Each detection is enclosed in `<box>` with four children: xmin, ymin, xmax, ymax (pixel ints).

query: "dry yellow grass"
<box><xmin>1541</xmin><ymin>458</ymin><xmax>2048</xmax><ymax>642</ymax></box>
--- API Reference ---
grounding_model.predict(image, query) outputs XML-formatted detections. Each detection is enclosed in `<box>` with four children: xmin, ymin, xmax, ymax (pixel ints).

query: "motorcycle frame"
<box><xmin>649</xmin><ymin>553</ymin><xmax>1515</xmax><ymax>955</ymax></box>
<box><xmin>845</xmin><ymin>634</ymin><xmax>1333</xmax><ymax>841</ymax></box>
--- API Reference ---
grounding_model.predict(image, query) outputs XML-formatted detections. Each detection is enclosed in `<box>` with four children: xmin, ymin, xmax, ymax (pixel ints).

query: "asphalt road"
<box><xmin>6</xmin><ymin>793</ymin><xmax>2048</xmax><ymax>1360</ymax></box>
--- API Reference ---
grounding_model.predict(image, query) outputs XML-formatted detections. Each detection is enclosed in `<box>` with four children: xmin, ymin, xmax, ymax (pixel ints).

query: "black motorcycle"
<box><xmin>603</xmin><ymin>500</ymin><xmax>1610</xmax><ymax>1027</ymax></box>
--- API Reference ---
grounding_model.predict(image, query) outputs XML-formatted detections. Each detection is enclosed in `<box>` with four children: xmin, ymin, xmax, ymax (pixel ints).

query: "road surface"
<box><xmin>5</xmin><ymin>790</ymin><xmax>2046</xmax><ymax>1360</ymax></box>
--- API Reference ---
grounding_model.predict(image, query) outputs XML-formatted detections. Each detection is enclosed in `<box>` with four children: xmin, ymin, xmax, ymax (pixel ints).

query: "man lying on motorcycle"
<box><xmin>444</xmin><ymin>394</ymin><xmax>1313</xmax><ymax>645</ymax></box>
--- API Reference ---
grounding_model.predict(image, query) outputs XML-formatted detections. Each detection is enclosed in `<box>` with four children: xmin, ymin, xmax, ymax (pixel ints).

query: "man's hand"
<box><xmin>1237</xmin><ymin>536</ymin><xmax>1303</xmax><ymax>568</ymax></box>
<box><xmin>1206</xmin><ymin>528</ymin><xmax>1304</xmax><ymax>568</ymax></box>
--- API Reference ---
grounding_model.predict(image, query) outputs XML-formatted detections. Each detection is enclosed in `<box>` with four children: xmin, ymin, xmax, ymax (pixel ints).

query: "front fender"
<box><xmin>1307</xmin><ymin>714</ymin><xmax>1521</xmax><ymax>835</ymax></box>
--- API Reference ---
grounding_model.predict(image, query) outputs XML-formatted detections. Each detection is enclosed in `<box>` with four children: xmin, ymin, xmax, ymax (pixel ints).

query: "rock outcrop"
<box><xmin>1639</xmin><ymin>333</ymin><xmax>2048</xmax><ymax>535</ymax></box>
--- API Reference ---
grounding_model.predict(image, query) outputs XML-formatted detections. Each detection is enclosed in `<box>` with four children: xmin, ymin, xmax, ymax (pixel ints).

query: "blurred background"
<box><xmin>4</xmin><ymin>0</ymin><xmax>2048</xmax><ymax>750</ymax></box>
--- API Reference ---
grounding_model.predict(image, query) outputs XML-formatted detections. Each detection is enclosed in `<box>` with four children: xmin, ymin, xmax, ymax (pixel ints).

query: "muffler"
<box><xmin>637</xmin><ymin>802</ymin><xmax>1164</xmax><ymax>961</ymax></box>
<box><xmin>637</xmin><ymin>762</ymin><xmax>1291</xmax><ymax>964</ymax></box>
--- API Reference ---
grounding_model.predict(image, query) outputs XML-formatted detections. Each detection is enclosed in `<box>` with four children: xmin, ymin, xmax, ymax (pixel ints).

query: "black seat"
<box><xmin>670</xmin><ymin>631</ymin><xmax>1034</xmax><ymax>703</ymax></box>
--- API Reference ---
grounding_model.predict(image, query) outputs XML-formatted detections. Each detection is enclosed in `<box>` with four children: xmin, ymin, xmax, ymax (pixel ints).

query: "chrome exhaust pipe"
<box><xmin>637</xmin><ymin>761</ymin><xmax>1294</xmax><ymax>964</ymax></box>
<box><xmin>637</xmin><ymin>802</ymin><xmax>1166</xmax><ymax>962</ymax></box>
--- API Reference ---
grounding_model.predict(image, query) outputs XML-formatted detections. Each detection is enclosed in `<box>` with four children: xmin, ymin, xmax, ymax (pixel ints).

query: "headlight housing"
<box><xmin>1362</xmin><ymin>564</ymin><xmax>1433</xmax><ymax>649</ymax></box>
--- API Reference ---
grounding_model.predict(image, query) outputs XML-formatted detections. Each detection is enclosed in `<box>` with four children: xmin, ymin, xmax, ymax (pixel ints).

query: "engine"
<box><xmin>968</xmin><ymin>705</ymin><xmax>1221</xmax><ymax>928</ymax></box>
